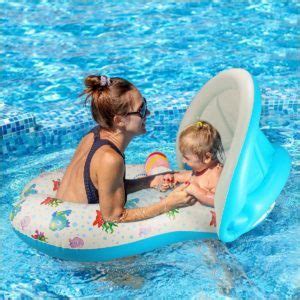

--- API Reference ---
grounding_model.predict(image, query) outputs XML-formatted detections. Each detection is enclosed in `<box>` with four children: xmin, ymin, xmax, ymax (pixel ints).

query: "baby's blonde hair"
<box><xmin>179</xmin><ymin>120</ymin><xmax>225</xmax><ymax>163</ymax></box>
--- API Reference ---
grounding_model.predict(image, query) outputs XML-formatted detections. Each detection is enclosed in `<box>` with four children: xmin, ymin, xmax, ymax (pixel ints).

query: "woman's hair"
<box><xmin>179</xmin><ymin>120</ymin><xmax>225</xmax><ymax>163</ymax></box>
<box><xmin>81</xmin><ymin>75</ymin><xmax>139</xmax><ymax>129</ymax></box>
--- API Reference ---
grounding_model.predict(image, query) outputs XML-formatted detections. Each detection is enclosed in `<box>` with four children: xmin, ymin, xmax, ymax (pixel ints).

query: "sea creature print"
<box><xmin>166</xmin><ymin>208</ymin><xmax>179</xmax><ymax>219</ymax></box>
<box><xmin>93</xmin><ymin>210</ymin><xmax>104</xmax><ymax>228</ymax></box>
<box><xmin>52</xmin><ymin>179</ymin><xmax>61</xmax><ymax>191</ymax></box>
<box><xmin>92</xmin><ymin>210</ymin><xmax>118</xmax><ymax>234</ymax></box>
<box><xmin>69</xmin><ymin>237</ymin><xmax>84</xmax><ymax>248</ymax></box>
<box><xmin>160</xmin><ymin>196</ymin><xmax>180</xmax><ymax>219</ymax></box>
<box><xmin>41</xmin><ymin>197</ymin><xmax>63</xmax><ymax>207</ymax></box>
<box><xmin>23</xmin><ymin>184</ymin><xmax>38</xmax><ymax>197</ymax></box>
<box><xmin>139</xmin><ymin>226</ymin><xmax>152</xmax><ymax>237</ymax></box>
<box><xmin>20</xmin><ymin>216</ymin><xmax>31</xmax><ymax>230</ymax></box>
<box><xmin>49</xmin><ymin>210</ymin><xmax>72</xmax><ymax>231</ymax></box>
<box><xmin>31</xmin><ymin>230</ymin><xmax>48</xmax><ymax>242</ymax></box>
<box><xmin>10</xmin><ymin>204</ymin><xmax>22</xmax><ymax>221</ymax></box>
<box><xmin>210</xmin><ymin>210</ymin><xmax>216</xmax><ymax>227</ymax></box>
<box><xmin>125</xmin><ymin>197</ymin><xmax>140</xmax><ymax>208</ymax></box>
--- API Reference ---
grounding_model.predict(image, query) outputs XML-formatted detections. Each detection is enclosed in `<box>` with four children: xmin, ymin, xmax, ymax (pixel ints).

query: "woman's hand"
<box><xmin>164</xmin><ymin>183</ymin><xmax>197</xmax><ymax>209</ymax></box>
<box><xmin>149</xmin><ymin>174</ymin><xmax>164</xmax><ymax>189</ymax></box>
<box><xmin>162</xmin><ymin>173</ymin><xmax>174</xmax><ymax>183</ymax></box>
<box><xmin>150</xmin><ymin>173</ymin><xmax>175</xmax><ymax>192</ymax></box>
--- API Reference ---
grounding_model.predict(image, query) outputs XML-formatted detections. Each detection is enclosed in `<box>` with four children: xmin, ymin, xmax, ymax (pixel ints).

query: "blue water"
<box><xmin>1</xmin><ymin>0</ymin><xmax>299</xmax><ymax>298</ymax></box>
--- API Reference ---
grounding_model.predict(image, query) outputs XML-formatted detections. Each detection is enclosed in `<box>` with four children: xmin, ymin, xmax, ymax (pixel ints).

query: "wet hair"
<box><xmin>179</xmin><ymin>120</ymin><xmax>225</xmax><ymax>163</ymax></box>
<box><xmin>81</xmin><ymin>75</ymin><xmax>139</xmax><ymax>129</ymax></box>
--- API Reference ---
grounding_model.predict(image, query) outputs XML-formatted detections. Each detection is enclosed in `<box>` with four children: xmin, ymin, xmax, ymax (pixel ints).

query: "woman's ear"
<box><xmin>113</xmin><ymin>115</ymin><xmax>126</xmax><ymax>128</ymax></box>
<box><xmin>204</xmin><ymin>152</ymin><xmax>212</xmax><ymax>164</ymax></box>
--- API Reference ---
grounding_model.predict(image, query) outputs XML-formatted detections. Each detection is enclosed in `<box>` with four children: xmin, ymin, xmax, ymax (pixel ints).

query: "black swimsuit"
<box><xmin>84</xmin><ymin>126</ymin><xmax>127</xmax><ymax>204</ymax></box>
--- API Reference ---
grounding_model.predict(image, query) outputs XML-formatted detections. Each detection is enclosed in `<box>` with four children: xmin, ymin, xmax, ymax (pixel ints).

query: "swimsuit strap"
<box><xmin>88</xmin><ymin>125</ymin><xmax>125</xmax><ymax>159</ymax></box>
<box><xmin>84</xmin><ymin>126</ymin><xmax>127</xmax><ymax>204</ymax></box>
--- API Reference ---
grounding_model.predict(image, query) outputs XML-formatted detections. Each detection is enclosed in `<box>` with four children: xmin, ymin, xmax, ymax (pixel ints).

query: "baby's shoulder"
<box><xmin>215</xmin><ymin>163</ymin><xmax>223</xmax><ymax>175</ymax></box>
<box><xmin>209</xmin><ymin>164</ymin><xmax>223</xmax><ymax>180</ymax></box>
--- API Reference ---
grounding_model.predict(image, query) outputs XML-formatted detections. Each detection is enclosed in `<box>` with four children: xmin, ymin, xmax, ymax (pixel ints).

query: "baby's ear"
<box><xmin>204</xmin><ymin>152</ymin><xmax>212</xmax><ymax>164</ymax></box>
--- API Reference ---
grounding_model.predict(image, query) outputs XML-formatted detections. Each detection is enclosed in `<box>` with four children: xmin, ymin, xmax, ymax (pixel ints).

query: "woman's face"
<box><xmin>124</xmin><ymin>91</ymin><xmax>150</xmax><ymax>136</ymax></box>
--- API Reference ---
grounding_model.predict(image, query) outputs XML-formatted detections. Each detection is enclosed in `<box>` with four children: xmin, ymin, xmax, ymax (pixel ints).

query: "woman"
<box><xmin>56</xmin><ymin>75</ymin><xmax>196</xmax><ymax>222</ymax></box>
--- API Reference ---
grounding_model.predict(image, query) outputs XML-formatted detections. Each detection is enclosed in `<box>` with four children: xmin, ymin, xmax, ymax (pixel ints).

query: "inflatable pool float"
<box><xmin>10</xmin><ymin>68</ymin><xmax>291</xmax><ymax>261</ymax></box>
<box><xmin>176</xmin><ymin>68</ymin><xmax>291</xmax><ymax>242</ymax></box>
<box><xmin>10</xmin><ymin>166</ymin><xmax>217</xmax><ymax>261</ymax></box>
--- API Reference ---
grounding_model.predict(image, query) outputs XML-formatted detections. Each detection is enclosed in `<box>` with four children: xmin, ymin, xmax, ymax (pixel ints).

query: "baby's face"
<box><xmin>181</xmin><ymin>151</ymin><xmax>208</xmax><ymax>172</ymax></box>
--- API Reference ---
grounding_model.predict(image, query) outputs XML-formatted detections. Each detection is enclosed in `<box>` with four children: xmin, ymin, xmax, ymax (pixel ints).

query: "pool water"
<box><xmin>1</xmin><ymin>0</ymin><xmax>299</xmax><ymax>298</ymax></box>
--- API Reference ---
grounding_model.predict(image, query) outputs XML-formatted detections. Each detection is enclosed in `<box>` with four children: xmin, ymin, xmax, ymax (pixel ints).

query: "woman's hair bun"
<box><xmin>84</xmin><ymin>75</ymin><xmax>111</xmax><ymax>90</ymax></box>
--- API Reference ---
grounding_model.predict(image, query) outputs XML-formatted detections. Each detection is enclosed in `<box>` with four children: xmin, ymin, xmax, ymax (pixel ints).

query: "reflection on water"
<box><xmin>1</xmin><ymin>0</ymin><xmax>299</xmax><ymax>298</ymax></box>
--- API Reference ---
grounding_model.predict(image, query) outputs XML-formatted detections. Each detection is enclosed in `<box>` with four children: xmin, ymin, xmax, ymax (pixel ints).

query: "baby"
<box><xmin>162</xmin><ymin>121</ymin><xmax>225</xmax><ymax>207</ymax></box>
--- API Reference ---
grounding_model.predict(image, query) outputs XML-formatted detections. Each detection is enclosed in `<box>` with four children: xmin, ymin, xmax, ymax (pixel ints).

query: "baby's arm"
<box><xmin>173</xmin><ymin>171</ymin><xmax>192</xmax><ymax>183</ymax></box>
<box><xmin>160</xmin><ymin>171</ymin><xmax>192</xmax><ymax>191</ymax></box>
<box><xmin>185</xmin><ymin>183</ymin><xmax>214</xmax><ymax>207</ymax></box>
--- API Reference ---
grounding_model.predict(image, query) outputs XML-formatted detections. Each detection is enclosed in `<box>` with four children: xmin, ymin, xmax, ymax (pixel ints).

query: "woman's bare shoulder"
<box><xmin>91</xmin><ymin>147</ymin><xmax>125</xmax><ymax>188</ymax></box>
<box><xmin>70</xmin><ymin>131</ymin><xmax>93</xmax><ymax>152</ymax></box>
<box><xmin>79</xmin><ymin>131</ymin><xmax>94</xmax><ymax>147</ymax></box>
<box><xmin>93</xmin><ymin>146</ymin><xmax>124</xmax><ymax>169</ymax></box>
<box><xmin>69</xmin><ymin>132</ymin><xmax>94</xmax><ymax>160</ymax></box>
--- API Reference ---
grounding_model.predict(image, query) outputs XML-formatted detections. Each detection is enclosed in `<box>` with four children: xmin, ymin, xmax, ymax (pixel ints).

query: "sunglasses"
<box><xmin>126</xmin><ymin>97</ymin><xmax>148</xmax><ymax>119</ymax></box>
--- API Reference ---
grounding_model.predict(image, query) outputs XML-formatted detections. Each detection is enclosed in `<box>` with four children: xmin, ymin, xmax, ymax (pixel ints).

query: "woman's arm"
<box><xmin>125</xmin><ymin>175</ymin><xmax>161</xmax><ymax>194</ymax></box>
<box><xmin>96</xmin><ymin>152</ymin><xmax>165</xmax><ymax>221</ymax></box>
<box><xmin>95</xmin><ymin>151</ymin><xmax>127</xmax><ymax>221</ymax></box>
<box><xmin>96</xmin><ymin>154</ymin><xmax>195</xmax><ymax>222</ymax></box>
<box><xmin>106</xmin><ymin>184</ymin><xmax>196</xmax><ymax>223</ymax></box>
<box><xmin>126</xmin><ymin>170</ymin><xmax>193</xmax><ymax>193</ymax></box>
<box><xmin>125</xmin><ymin>170</ymin><xmax>193</xmax><ymax>194</ymax></box>
<box><xmin>125</xmin><ymin>171</ymin><xmax>175</xmax><ymax>194</ymax></box>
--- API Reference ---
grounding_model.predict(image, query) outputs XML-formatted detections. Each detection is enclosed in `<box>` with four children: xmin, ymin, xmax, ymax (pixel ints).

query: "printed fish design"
<box><xmin>69</xmin><ymin>237</ymin><xmax>84</xmax><ymax>248</ymax></box>
<box><xmin>23</xmin><ymin>184</ymin><xmax>37</xmax><ymax>197</ymax></box>
<box><xmin>49</xmin><ymin>210</ymin><xmax>72</xmax><ymax>231</ymax></box>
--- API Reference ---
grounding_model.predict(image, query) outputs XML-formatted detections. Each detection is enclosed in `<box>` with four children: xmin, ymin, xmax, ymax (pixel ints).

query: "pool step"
<box><xmin>0</xmin><ymin>103</ymin><xmax>94</xmax><ymax>157</ymax></box>
<box><xmin>0</xmin><ymin>103</ymin><xmax>187</xmax><ymax>158</ymax></box>
<box><xmin>0</xmin><ymin>104</ymin><xmax>37</xmax><ymax>155</ymax></box>
<box><xmin>0</xmin><ymin>105</ymin><xmax>37</xmax><ymax>137</ymax></box>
